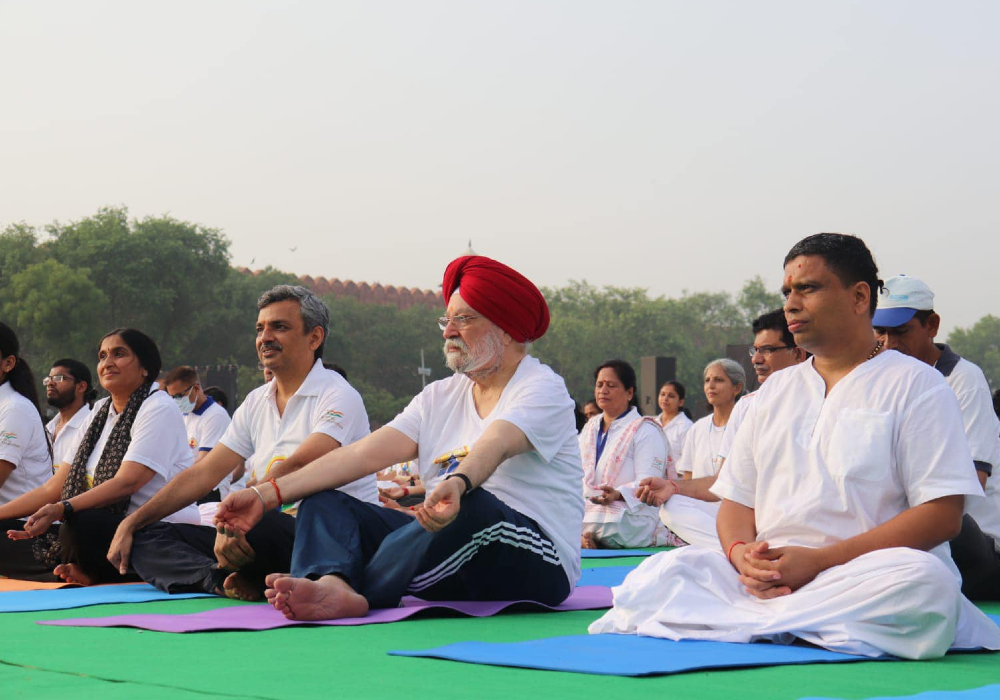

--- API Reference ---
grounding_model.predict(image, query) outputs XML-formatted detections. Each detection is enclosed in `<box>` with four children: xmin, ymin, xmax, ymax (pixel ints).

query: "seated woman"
<box><xmin>656</xmin><ymin>380</ymin><xmax>693</xmax><ymax>475</ymax></box>
<box><xmin>0</xmin><ymin>323</ymin><xmax>58</xmax><ymax>581</ymax></box>
<box><xmin>638</xmin><ymin>358</ymin><xmax>744</xmax><ymax>551</ymax></box>
<box><xmin>1</xmin><ymin>328</ymin><xmax>199</xmax><ymax>585</ymax></box>
<box><xmin>581</xmin><ymin>359</ymin><xmax>676</xmax><ymax>549</ymax></box>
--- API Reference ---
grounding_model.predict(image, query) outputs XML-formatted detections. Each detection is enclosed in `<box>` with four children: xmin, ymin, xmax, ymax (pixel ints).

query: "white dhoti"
<box><xmin>583</xmin><ymin>508</ymin><xmax>672</xmax><ymax>548</ymax></box>
<box><xmin>659</xmin><ymin>495</ymin><xmax>722</xmax><ymax>552</ymax></box>
<box><xmin>589</xmin><ymin>546</ymin><xmax>1000</xmax><ymax>660</ymax></box>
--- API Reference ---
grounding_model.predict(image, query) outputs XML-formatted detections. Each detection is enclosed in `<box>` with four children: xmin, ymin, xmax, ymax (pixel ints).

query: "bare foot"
<box><xmin>220</xmin><ymin>572</ymin><xmax>262</xmax><ymax>601</ymax></box>
<box><xmin>264</xmin><ymin>574</ymin><xmax>369</xmax><ymax>621</ymax></box>
<box><xmin>53</xmin><ymin>563</ymin><xmax>95</xmax><ymax>586</ymax></box>
<box><xmin>581</xmin><ymin>532</ymin><xmax>597</xmax><ymax>549</ymax></box>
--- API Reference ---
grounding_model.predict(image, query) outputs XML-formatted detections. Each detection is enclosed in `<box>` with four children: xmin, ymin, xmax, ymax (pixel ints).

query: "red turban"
<box><xmin>441</xmin><ymin>256</ymin><xmax>550</xmax><ymax>342</ymax></box>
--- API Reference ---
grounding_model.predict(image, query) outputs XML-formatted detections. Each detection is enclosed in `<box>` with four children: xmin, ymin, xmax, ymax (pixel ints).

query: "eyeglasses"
<box><xmin>748</xmin><ymin>345</ymin><xmax>792</xmax><ymax>358</ymax></box>
<box><xmin>168</xmin><ymin>385</ymin><xmax>196</xmax><ymax>400</ymax></box>
<box><xmin>437</xmin><ymin>315</ymin><xmax>479</xmax><ymax>331</ymax></box>
<box><xmin>42</xmin><ymin>375</ymin><xmax>76</xmax><ymax>386</ymax></box>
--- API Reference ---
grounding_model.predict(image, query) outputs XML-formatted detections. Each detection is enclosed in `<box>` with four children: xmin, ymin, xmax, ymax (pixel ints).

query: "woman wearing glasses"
<box><xmin>0</xmin><ymin>322</ymin><xmax>57</xmax><ymax>580</ymax></box>
<box><xmin>0</xmin><ymin>328</ymin><xmax>200</xmax><ymax>585</ymax></box>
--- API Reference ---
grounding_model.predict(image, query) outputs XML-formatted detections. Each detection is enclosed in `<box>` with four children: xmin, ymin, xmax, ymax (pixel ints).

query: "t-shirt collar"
<box><xmin>933</xmin><ymin>343</ymin><xmax>961</xmax><ymax>378</ymax></box>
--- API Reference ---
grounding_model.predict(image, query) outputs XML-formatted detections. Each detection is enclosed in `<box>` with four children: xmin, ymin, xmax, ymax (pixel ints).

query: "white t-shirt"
<box><xmin>182</xmin><ymin>397</ymin><xmax>233</xmax><ymax>495</ymax></box>
<box><xmin>220</xmin><ymin>359</ymin><xmax>377</xmax><ymax>504</ymax></box>
<box><xmin>713</xmin><ymin>350</ymin><xmax>983</xmax><ymax>574</ymax></box>
<box><xmin>46</xmin><ymin>405</ymin><xmax>91</xmax><ymax>472</ymax></box>
<box><xmin>717</xmin><ymin>392</ymin><xmax>757</xmax><ymax>460</ymax></box>
<box><xmin>0</xmin><ymin>382</ymin><xmax>52</xmax><ymax>507</ymax></box>
<box><xmin>64</xmin><ymin>387</ymin><xmax>200</xmax><ymax>524</ymax></box>
<box><xmin>387</xmin><ymin>355</ymin><xmax>584</xmax><ymax>586</ymax></box>
<box><xmin>661</xmin><ymin>412</ymin><xmax>693</xmax><ymax>472</ymax></box>
<box><xmin>676</xmin><ymin>414</ymin><xmax>726</xmax><ymax>479</ymax></box>
<box><xmin>580</xmin><ymin>407</ymin><xmax>667</xmax><ymax>517</ymax></box>
<box><xmin>935</xmin><ymin>346</ymin><xmax>1000</xmax><ymax>551</ymax></box>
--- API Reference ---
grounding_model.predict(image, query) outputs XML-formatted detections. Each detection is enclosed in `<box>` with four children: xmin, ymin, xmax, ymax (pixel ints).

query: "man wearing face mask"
<box><xmin>164</xmin><ymin>367</ymin><xmax>233</xmax><ymax>502</ymax></box>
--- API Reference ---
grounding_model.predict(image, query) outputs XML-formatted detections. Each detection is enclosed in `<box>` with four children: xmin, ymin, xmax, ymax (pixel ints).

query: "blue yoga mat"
<box><xmin>0</xmin><ymin>583</ymin><xmax>211</xmax><ymax>613</ymax></box>
<box><xmin>580</xmin><ymin>549</ymin><xmax>654</xmax><ymax>559</ymax></box>
<box><xmin>800</xmin><ymin>684</ymin><xmax>1000</xmax><ymax>700</ymax></box>
<box><xmin>390</xmin><ymin>634</ymin><xmax>883</xmax><ymax>676</ymax></box>
<box><xmin>391</xmin><ymin>615</ymin><xmax>1000</xmax><ymax>677</ymax></box>
<box><xmin>577</xmin><ymin>566</ymin><xmax>634</xmax><ymax>588</ymax></box>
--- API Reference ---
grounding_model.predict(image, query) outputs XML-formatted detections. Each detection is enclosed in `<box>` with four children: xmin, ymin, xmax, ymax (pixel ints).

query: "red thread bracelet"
<box><xmin>268</xmin><ymin>478</ymin><xmax>284</xmax><ymax>507</ymax></box>
<box><xmin>727</xmin><ymin>540</ymin><xmax>746</xmax><ymax>564</ymax></box>
<box><xmin>402</xmin><ymin>487</ymin><xmax>410</xmax><ymax>497</ymax></box>
<box><xmin>667</xmin><ymin>480</ymin><xmax>679</xmax><ymax>495</ymax></box>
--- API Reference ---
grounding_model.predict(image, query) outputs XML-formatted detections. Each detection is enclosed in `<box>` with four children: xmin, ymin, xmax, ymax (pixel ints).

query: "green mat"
<box><xmin>2</xmin><ymin>556</ymin><xmax>998</xmax><ymax>700</ymax></box>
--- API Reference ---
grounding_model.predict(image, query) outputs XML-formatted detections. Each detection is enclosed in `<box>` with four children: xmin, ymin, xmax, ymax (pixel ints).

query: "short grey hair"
<box><xmin>704</xmin><ymin>357</ymin><xmax>746</xmax><ymax>394</ymax></box>
<box><xmin>257</xmin><ymin>285</ymin><xmax>330</xmax><ymax>360</ymax></box>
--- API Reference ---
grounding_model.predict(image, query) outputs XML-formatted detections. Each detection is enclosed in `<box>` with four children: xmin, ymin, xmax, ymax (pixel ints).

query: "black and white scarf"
<box><xmin>33</xmin><ymin>381</ymin><xmax>153</xmax><ymax>565</ymax></box>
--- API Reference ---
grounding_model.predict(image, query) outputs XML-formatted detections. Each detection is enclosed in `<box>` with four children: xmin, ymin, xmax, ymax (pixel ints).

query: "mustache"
<box><xmin>260</xmin><ymin>341</ymin><xmax>283</xmax><ymax>352</ymax></box>
<box><xmin>444</xmin><ymin>339</ymin><xmax>468</xmax><ymax>352</ymax></box>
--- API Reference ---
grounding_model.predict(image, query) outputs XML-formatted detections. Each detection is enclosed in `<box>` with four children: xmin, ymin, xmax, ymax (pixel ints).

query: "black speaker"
<box><xmin>639</xmin><ymin>356</ymin><xmax>677</xmax><ymax>417</ymax></box>
<box><xmin>725</xmin><ymin>344</ymin><xmax>758</xmax><ymax>394</ymax></box>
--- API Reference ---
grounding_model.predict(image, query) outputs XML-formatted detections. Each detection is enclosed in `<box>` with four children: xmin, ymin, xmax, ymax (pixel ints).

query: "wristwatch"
<box><xmin>61</xmin><ymin>500</ymin><xmax>74</xmax><ymax>517</ymax></box>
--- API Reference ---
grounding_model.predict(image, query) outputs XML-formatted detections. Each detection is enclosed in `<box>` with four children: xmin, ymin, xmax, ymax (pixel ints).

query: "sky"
<box><xmin>2</xmin><ymin>1</ymin><xmax>998</xmax><ymax>336</ymax></box>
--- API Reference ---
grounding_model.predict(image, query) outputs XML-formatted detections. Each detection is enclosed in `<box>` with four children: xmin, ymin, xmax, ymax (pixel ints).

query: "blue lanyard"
<box><xmin>595</xmin><ymin>409</ymin><xmax>631</xmax><ymax>464</ymax></box>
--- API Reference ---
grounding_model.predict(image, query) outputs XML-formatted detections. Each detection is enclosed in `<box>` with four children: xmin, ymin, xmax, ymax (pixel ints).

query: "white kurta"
<box><xmin>717</xmin><ymin>392</ymin><xmax>756</xmax><ymax>461</ymax></box>
<box><xmin>660</xmin><ymin>412</ymin><xmax>693</xmax><ymax>474</ymax></box>
<box><xmin>675</xmin><ymin>414</ymin><xmax>725</xmax><ymax>479</ymax></box>
<box><xmin>580</xmin><ymin>408</ymin><xmax>670</xmax><ymax>548</ymax></box>
<box><xmin>590</xmin><ymin>351</ymin><xmax>1000</xmax><ymax>659</ymax></box>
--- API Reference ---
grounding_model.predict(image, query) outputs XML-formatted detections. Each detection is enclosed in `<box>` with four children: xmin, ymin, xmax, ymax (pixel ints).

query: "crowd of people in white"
<box><xmin>1</xmin><ymin>234</ymin><xmax>998</xmax><ymax>659</ymax></box>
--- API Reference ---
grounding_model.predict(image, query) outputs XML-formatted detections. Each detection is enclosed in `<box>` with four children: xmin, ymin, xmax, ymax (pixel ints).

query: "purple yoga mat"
<box><xmin>39</xmin><ymin>585</ymin><xmax>612</xmax><ymax>633</ymax></box>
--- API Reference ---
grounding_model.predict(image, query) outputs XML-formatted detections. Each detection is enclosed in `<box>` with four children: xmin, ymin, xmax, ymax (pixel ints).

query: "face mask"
<box><xmin>174</xmin><ymin>394</ymin><xmax>196</xmax><ymax>414</ymax></box>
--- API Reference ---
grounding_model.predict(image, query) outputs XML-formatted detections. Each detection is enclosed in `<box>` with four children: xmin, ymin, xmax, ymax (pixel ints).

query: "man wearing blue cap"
<box><xmin>874</xmin><ymin>274</ymin><xmax>1000</xmax><ymax>600</ymax></box>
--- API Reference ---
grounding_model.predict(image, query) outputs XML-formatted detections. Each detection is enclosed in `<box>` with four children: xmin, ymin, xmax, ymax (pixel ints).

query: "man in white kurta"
<box><xmin>591</xmin><ymin>233</ymin><xmax>1000</xmax><ymax>659</ymax></box>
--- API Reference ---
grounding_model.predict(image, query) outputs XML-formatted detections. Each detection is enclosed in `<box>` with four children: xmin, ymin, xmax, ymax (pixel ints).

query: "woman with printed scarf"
<box><xmin>1</xmin><ymin>328</ymin><xmax>199</xmax><ymax>584</ymax></box>
<box><xmin>580</xmin><ymin>359</ymin><xmax>677</xmax><ymax>549</ymax></box>
<box><xmin>0</xmin><ymin>322</ymin><xmax>57</xmax><ymax>580</ymax></box>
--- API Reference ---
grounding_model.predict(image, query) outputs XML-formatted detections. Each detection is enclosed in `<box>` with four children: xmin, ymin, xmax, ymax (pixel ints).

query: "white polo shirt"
<box><xmin>64</xmin><ymin>387</ymin><xmax>200</xmax><ymax>524</ymax></box>
<box><xmin>182</xmin><ymin>397</ymin><xmax>233</xmax><ymax>495</ymax></box>
<box><xmin>219</xmin><ymin>359</ymin><xmax>377</xmax><ymax>504</ymax></box>
<box><xmin>0</xmin><ymin>382</ymin><xmax>52</xmax><ymax>507</ymax></box>
<box><xmin>46</xmin><ymin>404</ymin><xmax>91</xmax><ymax>472</ymax></box>
<box><xmin>934</xmin><ymin>344</ymin><xmax>1000</xmax><ymax>552</ymax></box>
<box><xmin>183</xmin><ymin>397</ymin><xmax>231</xmax><ymax>457</ymax></box>
<box><xmin>714</xmin><ymin>350</ymin><xmax>983</xmax><ymax>575</ymax></box>
<box><xmin>387</xmin><ymin>355</ymin><xmax>584</xmax><ymax>586</ymax></box>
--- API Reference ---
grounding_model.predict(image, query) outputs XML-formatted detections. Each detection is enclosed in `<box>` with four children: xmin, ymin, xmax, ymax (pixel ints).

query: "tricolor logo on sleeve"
<box><xmin>321</xmin><ymin>410</ymin><xmax>344</xmax><ymax>424</ymax></box>
<box><xmin>0</xmin><ymin>431</ymin><xmax>17</xmax><ymax>447</ymax></box>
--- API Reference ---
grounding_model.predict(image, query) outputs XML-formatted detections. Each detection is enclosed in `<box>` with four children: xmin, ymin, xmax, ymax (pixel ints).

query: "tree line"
<box><xmin>3</xmin><ymin>207</ymin><xmax>998</xmax><ymax>423</ymax></box>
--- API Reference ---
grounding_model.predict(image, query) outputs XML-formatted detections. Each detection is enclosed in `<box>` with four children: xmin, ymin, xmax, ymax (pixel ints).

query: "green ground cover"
<box><xmin>2</xmin><ymin>555</ymin><xmax>997</xmax><ymax>700</ymax></box>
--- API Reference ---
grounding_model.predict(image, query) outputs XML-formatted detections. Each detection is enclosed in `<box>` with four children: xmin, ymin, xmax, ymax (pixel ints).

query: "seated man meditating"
<box><xmin>590</xmin><ymin>233</ymin><xmax>1000</xmax><ymax>659</ymax></box>
<box><xmin>215</xmin><ymin>255</ymin><xmax>583</xmax><ymax>620</ymax></box>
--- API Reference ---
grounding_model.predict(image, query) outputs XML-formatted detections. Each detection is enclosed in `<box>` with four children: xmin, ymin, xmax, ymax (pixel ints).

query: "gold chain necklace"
<box><xmin>866</xmin><ymin>339</ymin><xmax>884</xmax><ymax>361</ymax></box>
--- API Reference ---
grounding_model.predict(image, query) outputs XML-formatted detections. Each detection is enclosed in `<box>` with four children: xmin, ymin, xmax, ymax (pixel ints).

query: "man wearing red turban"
<box><xmin>215</xmin><ymin>256</ymin><xmax>584</xmax><ymax>621</ymax></box>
